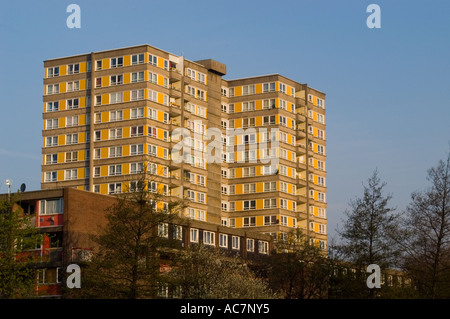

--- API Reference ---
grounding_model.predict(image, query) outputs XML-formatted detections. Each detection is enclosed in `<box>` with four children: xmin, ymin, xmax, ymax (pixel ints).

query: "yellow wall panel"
<box><xmin>157</xmin><ymin>92</ymin><xmax>164</xmax><ymax>105</ymax></box>
<box><xmin>122</xmin><ymin>127</ymin><xmax>130</xmax><ymax>138</ymax></box>
<box><xmin>102</xmin><ymin>58</ymin><xmax>110</xmax><ymax>69</ymax></box>
<box><xmin>235</xmin><ymin>217</ymin><xmax>243</xmax><ymax>228</ymax></box>
<box><xmin>122</xmin><ymin>163</ymin><xmax>129</xmax><ymax>175</ymax></box>
<box><xmin>122</xmin><ymin>109</ymin><xmax>131</xmax><ymax>120</ymax></box>
<box><xmin>57</xmin><ymin>170</ymin><xmax>64</xmax><ymax>181</ymax></box>
<box><xmin>234</xmin><ymin>86</ymin><xmax>242</xmax><ymax>96</ymax></box>
<box><xmin>100</xmin><ymin>184</ymin><xmax>108</xmax><ymax>194</ymax></box>
<box><xmin>123</xmin><ymin>91</ymin><xmax>130</xmax><ymax>102</ymax></box>
<box><xmin>102</xmin><ymin>94</ymin><xmax>110</xmax><ymax>105</ymax></box>
<box><xmin>58</xmin><ymin>135</ymin><xmax>65</xmax><ymax>146</ymax></box>
<box><xmin>77</xmin><ymin>168</ymin><xmax>85</xmax><ymax>179</ymax></box>
<box><xmin>123</xmin><ymin>55</ymin><xmax>131</xmax><ymax>66</ymax></box>
<box><xmin>123</xmin><ymin>145</ymin><xmax>130</xmax><ymax>157</ymax></box>
<box><xmin>59</xmin><ymin>66</ymin><xmax>66</xmax><ymax>76</ymax></box>
<box><xmin>102</xmin><ymin>76</ymin><xmax>110</xmax><ymax>87</ymax></box>
<box><xmin>59</xmin><ymin>82</ymin><xmax>66</xmax><ymax>93</ymax></box>
<box><xmin>100</xmin><ymin>166</ymin><xmax>108</xmax><ymax>177</ymax></box>
<box><xmin>123</xmin><ymin>73</ymin><xmax>131</xmax><ymax>84</ymax></box>
<box><xmin>157</xmin><ymin>57</ymin><xmax>165</xmax><ymax>69</ymax></box>
<box><xmin>255</xmin><ymin>84</ymin><xmax>262</xmax><ymax>94</ymax></box>
<box><xmin>100</xmin><ymin>148</ymin><xmax>108</xmax><ymax>159</ymax></box>
<box><xmin>101</xmin><ymin>129</ymin><xmax>108</xmax><ymax>141</ymax></box>
<box><xmin>79</xmin><ymin>62</ymin><xmax>87</xmax><ymax>73</ymax></box>
<box><xmin>101</xmin><ymin>111</ymin><xmax>109</xmax><ymax>123</ymax></box>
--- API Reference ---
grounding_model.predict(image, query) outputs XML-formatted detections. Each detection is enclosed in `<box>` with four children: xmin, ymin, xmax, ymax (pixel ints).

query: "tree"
<box><xmin>69</xmin><ymin>172</ymin><xmax>185</xmax><ymax>299</ymax></box>
<box><xmin>397</xmin><ymin>151</ymin><xmax>450</xmax><ymax>298</ymax></box>
<box><xmin>336</xmin><ymin>169</ymin><xmax>400</xmax><ymax>297</ymax></box>
<box><xmin>0</xmin><ymin>194</ymin><xmax>39</xmax><ymax>299</ymax></box>
<box><xmin>164</xmin><ymin>244</ymin><xmax>277</xmax><ymax>299</ymax></box>
<box><xmin>267</xmin><ymin>230</ymin><xmax>329</xmax><ymax>299</ymax></box>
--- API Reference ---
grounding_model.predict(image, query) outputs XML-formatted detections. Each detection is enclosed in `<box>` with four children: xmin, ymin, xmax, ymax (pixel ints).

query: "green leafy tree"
<box><xmin>0</xmin><ymin>194</ymin><xmax>39</xmax><ymax>299</ymax></box>
<box><xmin>69</xmin><ymin>173</ymin><xmax>185</xmax><ymax>299</ymax></box>
<box><xmin>165</xmin><ymin>244</ymin><xmax>277</xmax><ymax>299</ymax></box>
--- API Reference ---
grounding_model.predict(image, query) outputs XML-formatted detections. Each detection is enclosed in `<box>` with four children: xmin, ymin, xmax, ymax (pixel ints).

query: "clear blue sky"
<box><xmin>1</xmin><ymin>0</ymin><xmax>449</xmax><ymax>239</ymax></box>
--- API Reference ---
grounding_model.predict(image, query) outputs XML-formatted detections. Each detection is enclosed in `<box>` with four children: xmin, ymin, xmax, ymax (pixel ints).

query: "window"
<box><xmin>243</xmin><ymin>216</ymin><xmax>256</xmax><ymax>226</ymax></box>
<box><xmin>219</xmin><ymin>234</ymin><xmax>228</xmax><ymax>248</ymax></box>
<box><xmin>131</xmin><ymin>126</ymin><xmax>144</xmax><ymax>137</ymax></box>
<box><xmin>131</xmin><ymin>89</ymin><xmax>145</xmax><ymax>101</ymax></box>
<box><xmin>110</xmin><ymin>75</ymin><xmax>123</xmax><ymax>86</ymax></box>
<box><xmin>66</xmin><ymin>116</ymin><xmax>78</xmax><ymax>127</ymax></box>
<box><xmin>232</xmin><ymin>236</ymin><xmax>240</xmax><ymax>250</ymax></box>
<box><xmin>40</xmin><ymin>198</ymin><xmax>63</xmax><ymax>215</ymax></box>
<box><xmin>132</xmin><ymin>53</ymin><xmax>145</xmax><ymax>65</ymax></box>
<box><xmin>264</xmin><ymin>181</ymin><xmax>277</xmax><ymax>192</ymax></box>
<box><xmin>131</xmin><ymin>108</ymin><xmax>145</xmax><ymax>119</ymax></box>
<box><xmin>67</xmin><ymin>63</ymin><xmax>79</xmax><ymax>74</ymax></box>
<box><xmin>247</xmin><ymin>239</ymin><xmax>255</xmax><ymax>252</ymax></box>
<box><xmin>109</xmin><ymin>128</ymin><xmax>122</xmax><ymax>139</ymax></box>
<box><xmin>46</xmin><ymin>119</ymin><xmax>58</xmax><ymax>129</ymax></box>
<box><xmin>109</xmin><ymin>165</ymin><xmax>122</xmax><ymax>176</ymax></box>
<box><xmin>110</xmin><ymin>57</ymin><xmax>123</xmax><ymax>68</ymax></box>
<box><xmin>264</xmin><ymin>198</ymin><xmax>277</xmax><ymax>209</ymax></box>
<box><xmin>66</xmin><ymin>98</ymin><xmax>79</xmax><ymax>110</ymax></box>
<box><xmin>110</xmin><ymin>110</ymin><xmax>123</xmax><ymax>121</ymax></box>
<box><xmin>243</xmin><ymin>166</ymin><xmax>256</xmax><ymax>177</ymax></box>
<box><xmin>47</xmin><ymin>84</ymin><xmax>59</xmax><ymax>95</ymax></box>
<box><xmin>109</xmin><ymin>183</ymin><xmax>122</xmax><ymax>194</ymax></box>
<box><xmin>66</xmin><ymin>133</ymin><xmax>78</xmax><ymax>145</ymax></box>
<box><xmin>263</xmin><ymin>82</ymin><xmax>276</xmax><ymax>93</ymax></box>
<box><xmin>280</xmin><ymin>215</ymin><xmax>288</xmax><ymax>226</ymax></box>
<box><xmin>46</xmin><ymin>153</ymin><xmax>58</xmax><ymax>164</ymax></box>
<box><xmin>96</xmin><ymin>60</ymin><xmax>102</xmax><ymax>70</ymax></box>
<box><xmin>47</xmin><ymin>66</ymin><xmax>59</xmax><ymax>77</ymax></box>
<box><xmin>132</xmin><ymin>71</ymin><xmax>145</xmax><ymax>83</ymax></box>
<box><xmin>242</xmin><ymin>85</ymin><xmax>255</xmax><ymax>95</ymax></box>
<box><xmin>149</xmin><ymin>54</ymin><xmax>158</xmax><ymax>66</ymax></box>
<box><xmin>46</xmin><ymin>101</ymin><xmax>59</xmax><ymax>112</ymax></box>
<box><xmin>243</xmin><ymin>183</ymin><xmax>256</xmax><ymax>194</ymax></box>
<box><xmin>148</xmin><ymin>71</ymin><xmax>158</xmax><ymax>84</ymax></box>
<box><xmin>65</xmin><ymin>169</ymin><xmax>77</xmax><ymax>180</ymax></box>
<box><xmin>130</xmin><ymin>144</ymin><xmax>144</xmax><ymax>155</ymax></box>
<box><xmin>243</xmin><ymin>200</ymin><xmax>256</xmax><ymax>211</ymax></box>
<box><xmin>65</xmin><ymin>151</ymin><xmax>77</xmax><ymax>162</ymax></box>
<box><xmin>190</xmin><ymin>228</ymin><xmax>199</xmax><ymax>243</ymax></box>
<box><xmin>110</xmin><ymin>92</ymin><xmax>123</xmax><ymax>104</ymax></box>
<box><xmin>203</xmin><ymin>231</ymin><xmax>215</xmax><ymax>245</ymax></box>
<box><xmin>173</xmin><ymin>225</ymin><xmax>183</xmax><ymax>240</ymax></box>
<box><xmin>95</xmin><ymin>95</ymin><xmax>102</xmax><ymax>106</ymax></box>
<box><xmin>109</xmin><ymin>146</ymin><xmax>122</xmax><ymax>158</ymax></box>
<box><xmin>46</xmin><ymin>136</ymin><xmax>58</xmax><ymax>147</ymax></box>
<box><xmin>258</xmin><ymin>241</ymin><xmax>269</xmax><ymax>254</ymax></box>
<box><xmin>264</xmin><ymin>215</ymin><xmax>278</xmax><ymax>226</ymax></box>
<box><xmin>130</xmin><ymin>162</ymin><xmax>144</xmax><ymax>174</ymax></box>
<box><xmin>44</xmin><ymin>171</ymin><xmax>57</xmax><ymax>182</ymax></box>
<box><xmin>279</xmin><ymin>83</ymin><xmax>286</xmax><ymax>93</ymax></box>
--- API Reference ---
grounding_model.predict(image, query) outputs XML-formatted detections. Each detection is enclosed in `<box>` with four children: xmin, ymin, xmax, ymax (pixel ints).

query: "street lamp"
<box><xmin>5</xmin><ymin>179</ymin><xmax>11</xmax><ymax>200</ymax></box>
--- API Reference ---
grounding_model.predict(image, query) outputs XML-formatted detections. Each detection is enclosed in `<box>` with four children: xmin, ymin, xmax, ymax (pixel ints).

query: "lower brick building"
<box><xmin>1</xmin><ymin>188</ymin><xmax>273</xmax><ymax>298</ymax></box>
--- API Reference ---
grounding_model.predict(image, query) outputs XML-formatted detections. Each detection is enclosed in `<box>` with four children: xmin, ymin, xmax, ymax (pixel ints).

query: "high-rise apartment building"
<box><xmin>42</xmin><ymin>44</ymin><xmax>327</xmax><ymax>249</ymax></box>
